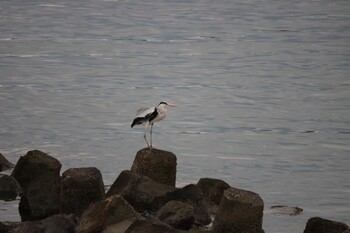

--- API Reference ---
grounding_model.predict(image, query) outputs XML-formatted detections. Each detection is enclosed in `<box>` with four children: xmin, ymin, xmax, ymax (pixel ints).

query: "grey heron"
<box><xmin>131</xmin><ymin>101</ymin><xmax>176</xmax><ymax>150</ymax></box>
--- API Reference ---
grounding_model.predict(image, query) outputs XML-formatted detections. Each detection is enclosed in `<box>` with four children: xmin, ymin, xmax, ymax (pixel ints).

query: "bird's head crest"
<box><xmin>158</xmin><ymin>101</ymin><xmax>176</xmax><ymax>108</ymax></box>
<box><xmin>158</xmin><ymin>101</ymin><xmax>168</xmax><ymax>106</ymax></box>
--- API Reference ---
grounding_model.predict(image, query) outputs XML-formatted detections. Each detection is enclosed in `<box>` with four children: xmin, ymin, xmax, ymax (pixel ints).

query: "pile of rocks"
<box><xmin>0</xmin><ymin>149</ymin><xmax>349</xmax><ymax>233</ymax></box>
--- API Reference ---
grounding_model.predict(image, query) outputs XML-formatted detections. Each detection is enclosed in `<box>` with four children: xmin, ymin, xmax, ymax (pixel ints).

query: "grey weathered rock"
<box><xmin>60</xmin><ymin>167</ymin><xmax>105</xmax><ymax>217</ymax></box>
<box><xmin>0</xmin><ymin>153</ymin><xmax>13</xmax><ymax>172</ymax></box>
<box><xmin>131</xmin><ymin>148</ymin><xmax>177</xmax><ymax>186</ymax></box>
<box><xmin>156</xmin><ymin>200</ymin><xmax>194</xmax><ymax>230</ymax></box>
<box><xmin>303</xmin><ymin>217</ymin><xmax>349</xmax><ymax>233</ymax></box>
<box><xmin>76</xmin><ymin>194</ymin><xmax>141</xmax><ymax>233</ymax></box>
<box><xmin>212</xmin><ymin>187</ymin><xmax>264</xmax><ymax>233</ymax></box>
<box><xmin>11</xmin><ymin>150</ymin><xmax>61</xmax><ymax>221</ymax></box>
<box><xmin>106</xmin><ymin>170</ymin><xmax>176</xmax><ymax>212</ymax></box>
<box><xmin>0</xmin><ymin>175</ymin><xmax>21</xmax><ymax>201</ymax></box>
<box><xmin>125</xmin><ymin>219</ymin><xmax>186</xmax><ymax>233</ymax></box>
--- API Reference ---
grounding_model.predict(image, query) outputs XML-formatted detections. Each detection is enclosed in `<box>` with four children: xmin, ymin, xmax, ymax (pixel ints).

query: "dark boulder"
<box><xmin>131</xmin><ymin>148</ymin><xmax>177</xmax><ymax>186</ymax></box>
<box><xmin>40</xmin><ymin>214</ymin><xmax>77</xmax><ymax>233</ymax></box>
<box><xmin>106</xmin><ymin>170</ymin><xmax>176</xmax><ymax>212</ymax></box>
<box><xmin>164</xmin><ymin>184</ymin><xmax>211</xmax><ymax>226</ymax></box>
<box><xmin>11</xmin><ymin>150</ymin><xmax>61</xmax><ymax>221</ymax></box>
<box><xmin>0</xmin><ymin>222</ymin><xmax>15</xmax><ymax>233</ymax></box>
<box><xmin>76</xmin><ymin>194</ymin><xmax>141</xmax><ymax>233</ymax></box>
<box><xmin>303</xmin><ymin>217</ymin><xmax>349</xmax><ymax>233</ymax></box>
<box><xmin>60</xmin><ymin>167</ymin><xmax>105</xmax><ymax>217</ymax></box>
<box><xmin>156</xmin><ymin>200</ymin><xmax>194</xmax><ymax>230</ymax></box>
<box><xmin>11</xmin><ymin>221</ymin><xmax>42</xmax><ymax>233</ymax></box>
<box><xmin>125</xmin><ymin>219</ymin><xmax>186</xmax><ymax>233</ymax></box>
<box><xmin>196</xmin><ymin>178</ymin><xmax>230</xmax><ymax>205</ymax></box>
<box><xmin>0</xmin><ymin>153</ymin><xmax>13</xmax><ymax>172</ymax></box>
<box><xmin>196</xmin><ymin>178</ymin><xmax>230</xmax><ymax>217</ymax></box>
<box><xmin>10</xmin><ymin>214</ymin><xmax>76</xmax><ymax>233</ymax></box>
<box><xmin>0</xmin><ymin>175</ymin><xmax>21</xmax><ymax>201</ymax></box>
<box><xmin>108</xmin><ymin>178</ymin><xmax>211</xmax><ymax>226</ymax></box>
<box><xmin>212</xmin><ymin>187</ymin><xmax>264</xmax><ymax>233</ymax></box>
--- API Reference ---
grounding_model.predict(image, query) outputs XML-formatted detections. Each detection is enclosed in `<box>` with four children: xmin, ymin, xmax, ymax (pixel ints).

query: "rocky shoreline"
<box><xmin>0</xmin><ymin>150</ymin><xmax>349</xmax><ymax>233</ymax></box>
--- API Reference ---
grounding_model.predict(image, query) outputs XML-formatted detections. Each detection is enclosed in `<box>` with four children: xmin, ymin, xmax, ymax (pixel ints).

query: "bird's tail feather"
<box><xmin>131</xmin><ymin>117</ymin><xmax>143</xmax><ymax>128</ymax></box>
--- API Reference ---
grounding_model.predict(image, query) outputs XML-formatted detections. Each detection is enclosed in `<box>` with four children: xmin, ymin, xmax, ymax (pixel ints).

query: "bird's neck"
<box><xmin>157</xmin><ymin>106</ymin><xmax>167</xmax><ymax>114</ymax></box>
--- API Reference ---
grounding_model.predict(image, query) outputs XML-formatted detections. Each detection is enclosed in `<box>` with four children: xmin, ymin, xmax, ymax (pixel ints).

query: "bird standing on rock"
<box><xmin>131</xmin><ymin>101</ymin><xmax>176</xmax><ymax>150</ymax></box>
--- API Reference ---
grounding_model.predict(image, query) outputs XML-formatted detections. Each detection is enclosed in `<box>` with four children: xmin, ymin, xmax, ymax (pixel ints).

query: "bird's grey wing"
<box><xmin>136</xmin><ymin>107</ymin><xmax>155</xmax><ymax>118</ymax></box>
<box><xmin>131</xmin><ymin>107</ymin><xmax>155</xmax><ymax>128</ymax></box>
<box><xmin>136</xmin><ymin>107</ymin><xmax>151</xmax><ymax>116</ymax></box>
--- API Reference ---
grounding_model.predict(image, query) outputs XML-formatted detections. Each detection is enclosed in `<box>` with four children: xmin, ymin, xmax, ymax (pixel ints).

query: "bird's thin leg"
<box><xmin>144</xmin><ymin>124</ymin><xmax>151</xmax><ymax>150</ymax></box>
<box><xmin>150</xmin><ymin>123</ymin><xmax>154</xmax><ymax>149</ymax></box>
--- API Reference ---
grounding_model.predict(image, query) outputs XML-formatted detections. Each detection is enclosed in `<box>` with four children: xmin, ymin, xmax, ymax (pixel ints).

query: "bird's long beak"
<box><xmin>167</xmin><ymin>103</ymin><xmax>177</xmax><ymax>107</ymax></box>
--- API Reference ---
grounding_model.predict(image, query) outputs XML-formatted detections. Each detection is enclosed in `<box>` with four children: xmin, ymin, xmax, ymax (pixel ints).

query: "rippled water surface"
<box><xmin>1</xmin><ymin>0</ymin><xmax>350</xmax><ymax>232</ymax></box>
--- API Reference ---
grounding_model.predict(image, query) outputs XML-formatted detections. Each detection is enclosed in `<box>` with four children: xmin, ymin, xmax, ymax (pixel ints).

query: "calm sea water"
<box><xmin>1</xmin><ymin>0</ymin><xmax>350</xmax><ymax>232</ymax></box>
